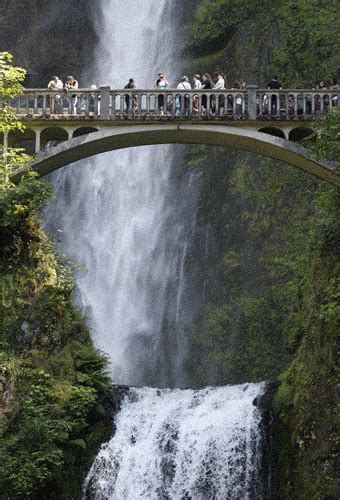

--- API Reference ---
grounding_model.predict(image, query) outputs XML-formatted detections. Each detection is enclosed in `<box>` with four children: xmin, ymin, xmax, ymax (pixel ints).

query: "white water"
<box><xmin>44</xmin><ymin>0</ymin><xmax>199</xmax><ymax>387</ymax></box>
<box><xmin>83</xmin><ymin>383</ymin><xmax>267</xmax><ymax>499</ymax></box>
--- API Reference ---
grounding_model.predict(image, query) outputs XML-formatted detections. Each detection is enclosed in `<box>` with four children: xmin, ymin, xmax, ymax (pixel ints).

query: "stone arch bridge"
<box><xmin>5</xmin><ymin>87</ymin><xmax>339</xmax><ymax>187</ymax></box>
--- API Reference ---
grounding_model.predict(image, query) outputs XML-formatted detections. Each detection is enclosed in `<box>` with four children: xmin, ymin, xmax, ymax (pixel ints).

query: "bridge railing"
<box><xmin>11</xmin><ymin>88</ymin><xmax>339</xmax><ymax>120</ymax></box>
<box><xmin>256</xmin><ymin>89</ymin><xmax>338</xmax><ymax>119</ymax></box>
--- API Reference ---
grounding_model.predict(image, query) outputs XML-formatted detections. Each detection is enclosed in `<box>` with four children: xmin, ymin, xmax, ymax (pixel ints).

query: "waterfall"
<box><xmin>42</xmin><ymin>1</ymin><xmax>272</xmax><ymax>497</ymax></box>
<box><xmin>43</xmin><ymin>0</ymin><xmax>199</xmax><ymax>388</ymax></box>
<box><xmin>83</xmin><ymin>383</ymin><xmax>269</xmax><ymax>499</ymax></box>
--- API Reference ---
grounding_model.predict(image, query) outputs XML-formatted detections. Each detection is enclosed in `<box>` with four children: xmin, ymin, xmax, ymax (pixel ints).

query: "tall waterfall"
<box><xmin>44</xmin><ymin>0</ymin><xmax>199</xmax><ymax>388</ymax></box>
<box><xmin>43</xmin><ymin>1</ymin><xmax>271</xmax><ymax>497</ymax></box>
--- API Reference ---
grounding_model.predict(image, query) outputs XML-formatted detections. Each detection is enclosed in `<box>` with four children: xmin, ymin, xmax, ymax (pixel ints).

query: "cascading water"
<box><xmin>43</xmin><ymin>1</ymin><xmax>271</xmax><ymax>497</ymax></box>
<box><xmin>83</xmin><ymin>384</ymin><xmax>269</xmax><ymax>500</ymax></box>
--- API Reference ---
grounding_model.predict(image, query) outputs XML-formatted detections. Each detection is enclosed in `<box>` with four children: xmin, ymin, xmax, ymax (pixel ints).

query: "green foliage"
<box><xmin>0</xmin><ymin>54</ymin><xmax>113</xmax><ymax>499</ymax></box>
<box><xmin>189</xmin><ymin>0</ymin><xmax>269</xmax><ymax>55</ymax></box>
<box><xmin>270</xmin><ymin>0</ymin><xmax>339</xmax><ymax>86</ymax></box>
<box><xmin>306</xmin><ymin>108</ymin><xmax>340</xmax><ymax>162</ymax></box>
<box><xmin>188</xmin><ymin>0</ymin><xmax>339</xmax><ymax>86</ymax></box>
<box><xmin>0</xmin><ymin>352</ymin><xmax>110</xmax><ymax>498</ymax></box>
<box><xmin>0</xmin><ymin>203</ymin><xmax>113</xmax><ymax>498</ymax></box>
<box><xmin>0</xmin><ymin>52</ymin><xmax>26</xmax><ymax>133</ymax></box>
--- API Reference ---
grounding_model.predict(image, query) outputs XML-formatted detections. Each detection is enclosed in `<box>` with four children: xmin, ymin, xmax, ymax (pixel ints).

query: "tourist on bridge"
<box><xmin>154</xmin><ymin>73</ymin><xmax>169</xmax><ymax>116</ymax></box>
<box><xmin>193</xmin><ymin>74</ymin><xmax>202</xmax><ymax>90</ymax></box>
<box><xmin>330</xmin><ymin>78</ymin><xmax>339</xmax><ymax>107</ymax></box>
<box><xmin>232</xmin><ymin>81</ymin><xmax>243</xmax><ymax>116</ymax></box>
<box><xmin>124</xmin><ymin>78</ymin><xmax>136</xmax><ymax>113</ymax></box>
<box><xmin>214</xmin><ymin>72</ymin><xmax>226</xmax><ymax>89</ymax></box>
<box><xmin>64</xmin><ymin>75</ymin><xmax>79</xmax><ymax>115</ymax></box>
<box><xmin>201</xmin><ymin>73</ymin><xmax>214</xmax><ymax>116</ymax></box>
<box><xmin>267</xmin><ymin>75</ymin><xmax>282</xmax><ymax>115</ymax></box>
<box><xmin>176</xmin><ymin>76</ymin><xmax>192</xmax><ymax>117</ymax></box>
<box><xmin>48</xmin><ymin>75</ymin><xmax>63</xmax><ymax>91</ymax></box>
<box><xmin>317</xmin><ymin>80</ymin><xmax>327</xmax><ymax>90</ymax></box>
<box><xmin>267</xmin><ymin>76</ymin><xmax>282</xmax><ymax>90</ymax></box>
<box><xmin>192</xmin><ymin>74</ymin><xmax>202</xmax><ymax>114</ymax></box>
<box><xmin>47</xmin><ymin>75</ymin><xmax>63</xmax><ymax>114</ymax></box>
<box><xmin>214</xmin><ymin>72</ymin><xmax>226</xmax><ymax>114</ymax></box>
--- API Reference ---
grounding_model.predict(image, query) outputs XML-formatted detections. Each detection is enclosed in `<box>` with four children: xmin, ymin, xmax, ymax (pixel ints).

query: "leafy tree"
<box><xmin>0</xmin><ymin>52</ymin><xmax>52</xmax><ymax>228</ymax></box>
<box><xmin>0</xmin><ymin>52</ymin><xmax>26</xmax><ymax>133</ymax></box>
<box><xmin>306</xmin><ymin>108</ymin><xmax>340</xmax><ymax>162</ymax></box>
<box><xmin>271</xmin><ymin>0</ymin><xmax>339</xmax><ymax>86</ymax></box>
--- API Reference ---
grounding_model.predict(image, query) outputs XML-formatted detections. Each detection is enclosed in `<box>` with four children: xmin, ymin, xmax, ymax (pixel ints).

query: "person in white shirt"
<box><xmin>192</xmin><ymin>75</ymin><xmax>202</xmax><ymax>114</ymax></box>
<box><xmin>154</xmin><ymin>73</ymin><xmax>169</xmax><ymax>115</ymax></box>
<box><xmin>214</xmin><ymin>72</ymin><xmax>226</xmax><ymax>90</ymax></box>
<box><xmin>214</xmin><ymin>72</ymin><xmax>226</xmax><ymax>115</ymax></box>
<box><xmin>176</xmin><ymin>76</ymin><xmax>192</xmax><ymax>116</ymax></box>
<box><xmin>47</xmin><ymin>76</ymin><xmax>63</xmax><ymax>114</ymax></box>
<box><xmin>232</xmin><ymin>81</ymin><xmax>243</xmax><ymax>116</ymax></box>
<box><xmin>48</xmin><ymin>75</ymin><xmax>63</xmax><ymax>90</ymax></box>
<box><xmin>193</xmin><ymin>74</ymin><xmax>202</xmax><ymax>90</ymax></box>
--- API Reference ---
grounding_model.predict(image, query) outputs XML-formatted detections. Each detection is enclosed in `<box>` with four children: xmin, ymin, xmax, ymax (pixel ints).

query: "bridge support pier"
<box><xmin>99</xmin><ymin>86</ymin><xmax>111</xmax><ymax>120</ymax></box>
<box><xmin>247</xmin><ymin>85</ymin><xmax>258</xmax><ymax>120</ymax></box>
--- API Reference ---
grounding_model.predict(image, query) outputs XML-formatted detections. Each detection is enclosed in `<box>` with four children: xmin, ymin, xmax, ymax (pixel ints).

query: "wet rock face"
<box><xmin>0</xmin><ymin>0</ymin><xmax>100</xmax><ymax>87</ymax></box>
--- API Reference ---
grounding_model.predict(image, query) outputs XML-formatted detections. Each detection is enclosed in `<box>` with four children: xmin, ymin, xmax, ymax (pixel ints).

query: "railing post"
<box><xmin>35</xmin><ymin>129</ymin><xmax>41</xmax><ymax>153</ymax></box>
<box><xmin>247</xmin><ymin>85</ymin><xmax>258</xmax><ymax>119</ymax></box>
<box><xmin>99</xmin><ymin>85</ymin><xmax>111</xmax><ymax>120</ymax></box>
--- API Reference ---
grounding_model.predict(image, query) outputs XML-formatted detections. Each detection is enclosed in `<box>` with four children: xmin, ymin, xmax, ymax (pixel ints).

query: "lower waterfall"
<box><xmin>83</xmin><ymin>383</ymin><xmax>270</xmax><ymax>500</ymax></box>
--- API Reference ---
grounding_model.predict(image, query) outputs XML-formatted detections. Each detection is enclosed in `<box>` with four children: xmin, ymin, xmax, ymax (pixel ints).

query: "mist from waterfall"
<box><xmin>43</xmin><ymin>0</ymin><xmax>199</xmax><ymax>387</ymax></box>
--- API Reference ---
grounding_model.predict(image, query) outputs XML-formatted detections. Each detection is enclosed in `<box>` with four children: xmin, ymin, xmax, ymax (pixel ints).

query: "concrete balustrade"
<box><xmin>11</xmin><ymin>88</ymin><xmax>339</xmax><ymax>121</ymax></box>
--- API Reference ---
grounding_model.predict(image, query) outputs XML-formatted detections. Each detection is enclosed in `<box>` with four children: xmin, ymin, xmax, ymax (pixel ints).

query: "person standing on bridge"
<box><xmin>193</xmin><ymin>74</ymin><xmax>202</xmax><ymax>90</ymax></box>
<box><xmin>192</xmin><ymin>75</ymin><xmax>202</xmax><ymax>114</ymax></box>
<box><xmin>47</xmin><ymin>76</ymin><xmax>63</xmax><ymax>114</ymax></box>
<box><xmin>64</xmin><ymin>76</ymin><xmax>79</xmax><ymax>115</ymax></box>
<box><xmin>124</xmin><ymin>78</ymin><xmax>136</xmax><ymax>113</ymax></box>
<box><xmin>176</xmin><ymin>76</ymin><xmax>192</xmax><ymax>117</ymax></box>
<box><xmin>214</xmin><ymin>72</ymin><xmax>226</xmax><ymax>115</ymax></box>
<box><xmin>267</xmin><ymin>76</ymin><xmax>282</xmax><ymax>115</ymax></box>
<box><xmin>201</xmin><ymin>73</ymin><xmax>214</xmax><ymax>116</ymax></box>
<box><xmin>154</xmin><ymin>73</ymin><xmax>169</xmax><ymax>116</ymax></box>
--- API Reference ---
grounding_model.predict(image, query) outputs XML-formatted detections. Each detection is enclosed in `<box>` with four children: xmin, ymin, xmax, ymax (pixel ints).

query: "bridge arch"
<box><xmin>9</xmin><ymin>127</ymin><xmax>36</xmax><ymax>154</ymax></box>
<box><xmin>73</xmin><ymin>127</ymin><xmax>99</xmax><ymax>138</ymax></box>
<box><xmin>13</xmin><ymin>124</ymin><xmax>339</xmax><ymax>187</ymax></box>
<box><xmin>258</xmin><ymin>127</ymin><xmax>286</xmax><ymax>139</ymax></box>
<box><xmin>41</xmin><ymin>127</ymin><xmax>69</xmax><ymax>149</ymax></box>
<box><xmin>289</xmin><ymin>127</ymin><xmax>314</xmax><ymax>142</ymax></box>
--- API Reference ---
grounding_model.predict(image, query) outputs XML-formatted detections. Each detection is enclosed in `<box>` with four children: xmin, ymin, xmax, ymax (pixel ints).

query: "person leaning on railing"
<box><xmin>47</xmin><ymin>75</ymin><xmax>63</xmax><ymax>114</ymax></box>
<box><xmin>64</xmin><ymin>76</ymin><xmax>79</xmax><ymax>115</ymax></box>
